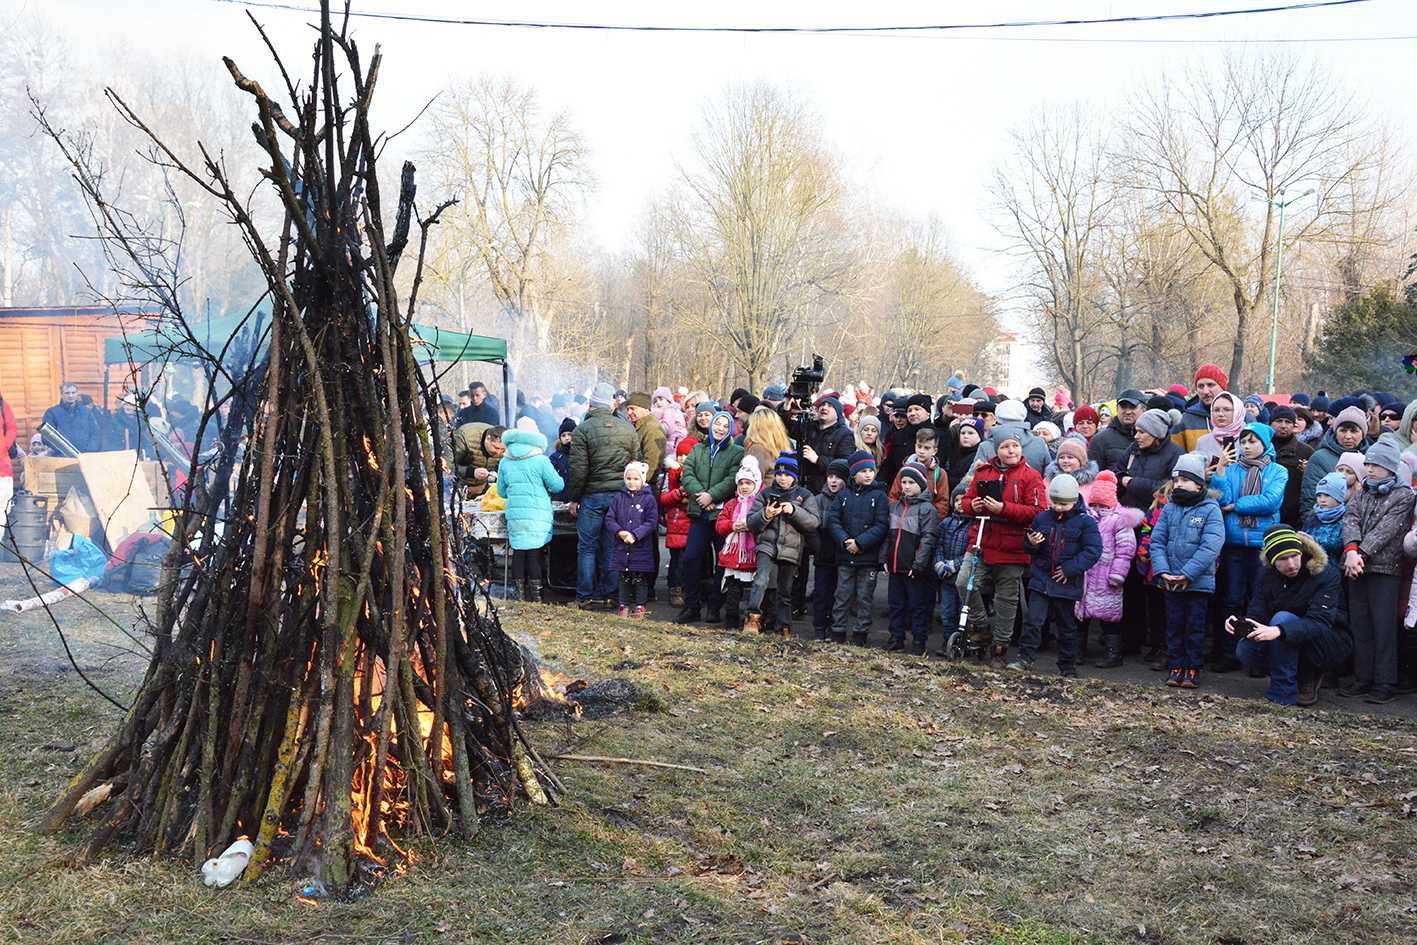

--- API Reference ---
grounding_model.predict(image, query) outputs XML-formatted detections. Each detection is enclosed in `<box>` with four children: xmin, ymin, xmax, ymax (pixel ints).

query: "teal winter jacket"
<box><xmin>498</xmin><ymin>428</ymin><xmax>565</xmax><ymax>550</ymax></box>
<box><xmin>1209</xmin><ymin>422</ymin><xmax>1288</xmax><ymax>548</ymax></box>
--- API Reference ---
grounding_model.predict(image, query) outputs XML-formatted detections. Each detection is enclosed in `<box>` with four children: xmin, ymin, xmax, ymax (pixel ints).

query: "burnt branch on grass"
<box><xmin>35</xmin><ymin>0</ymin><xmax>555</xmax><ymax>892</ymax></box>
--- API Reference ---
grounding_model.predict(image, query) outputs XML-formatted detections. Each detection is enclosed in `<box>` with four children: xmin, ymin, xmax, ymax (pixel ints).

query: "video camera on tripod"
<box><xmin>784</xmin><ymin>354</ymin><xmax>827</xmax><ymax>446</ymax></box>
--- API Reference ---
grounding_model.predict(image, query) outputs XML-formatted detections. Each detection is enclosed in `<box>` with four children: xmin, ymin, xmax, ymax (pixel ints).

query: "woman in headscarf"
<box><xmin>1195</xmin><ymin>391</ymin><xmax>1246</xmax><ymax>462</ymax></box>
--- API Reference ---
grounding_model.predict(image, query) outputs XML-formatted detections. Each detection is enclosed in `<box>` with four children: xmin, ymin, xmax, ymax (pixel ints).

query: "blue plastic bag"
<box><xmin>49</xmin><ymin>534</ymin><xmax>110</xmax><ymax>585</ymax></box>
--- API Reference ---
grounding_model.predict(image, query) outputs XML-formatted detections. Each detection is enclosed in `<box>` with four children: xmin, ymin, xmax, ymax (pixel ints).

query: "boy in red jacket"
<box><xmin>956</xmin><ymin>431</ymin><xmax>1047</xmax><ymax>668</ymax></box>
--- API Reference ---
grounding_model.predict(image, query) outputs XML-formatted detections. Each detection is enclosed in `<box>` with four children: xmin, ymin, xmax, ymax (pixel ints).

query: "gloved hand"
<box><xmin>934</xmin><ymin>560</ymin><xmax>947</xmax><ymax>578</ymax></box>
<box><xmin>1107</xmin><ymin>573</ymin><xmax>1125</xmax><ymax>588</ymax></box>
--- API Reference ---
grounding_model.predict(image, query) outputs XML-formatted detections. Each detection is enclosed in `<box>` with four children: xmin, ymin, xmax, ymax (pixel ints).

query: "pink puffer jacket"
<box><xmin>1075</xmin><ymin>504</ymin><xmax>1142</xmax><ymax>623</ymax></box>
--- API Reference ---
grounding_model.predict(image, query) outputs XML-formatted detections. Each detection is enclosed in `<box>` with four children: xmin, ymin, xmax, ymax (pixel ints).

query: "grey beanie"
<box><xmin>1048</xmin><ymin>473</ymin><xmax>1080</xmax><ymax>502</ymax></box>
<box><xmin>995</xmin><ymin>399</ymin><xmax>1028</xmax><ymax>423</ymax></box>
<box><xmin>1136</xmin><ymin>408</ymin><xmax>1172</xmax><ymax>440</ymax></box>
<box><xmin>1363</xmin><ymin>439</ymin><xmax>1402</xmax><ymax>476</ymax></box>
<box><xmin>1173</xmin><ymin>452</ymin><xmax>1209</xmax><ymax>486</ymax></box>
<box><xmin>588</xmin><ymin>382</ymin><xmax>616</xmax><ymax>407</ymax></box>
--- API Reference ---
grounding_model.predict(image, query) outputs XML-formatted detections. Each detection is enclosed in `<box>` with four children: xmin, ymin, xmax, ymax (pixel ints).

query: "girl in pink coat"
<box><xmin>1077</xmin><ymin>470</ymin><xmax>1143</xmax><ymax>667</ymax></box>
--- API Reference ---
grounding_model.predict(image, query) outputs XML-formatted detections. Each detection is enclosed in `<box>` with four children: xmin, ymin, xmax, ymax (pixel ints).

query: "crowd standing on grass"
<box><xmin>436</xmin><ymin>364</ymin><xmax>1417</xmax><ymax>709</ymax></box>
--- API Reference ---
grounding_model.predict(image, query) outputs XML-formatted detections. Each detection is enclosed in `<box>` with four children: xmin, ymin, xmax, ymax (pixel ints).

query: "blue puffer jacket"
<box><xmin>498</xmin><ymin>429</ymin><xmax>565</xmax><ymax>551</ymax></box>
<box><xmin>1148</xmin><ymin>493</ymin><xmax>1226</xmax><ymax>594</ymax></box>
<box><xmin>1209</xmin><ymin>423</ymin><xmax>1289</xmax><ymax>547</ymax></box>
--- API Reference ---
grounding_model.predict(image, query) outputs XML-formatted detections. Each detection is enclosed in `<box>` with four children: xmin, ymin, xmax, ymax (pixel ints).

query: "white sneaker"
<box><xmin>1006</xmin><ymin>658</ymin><xmax>1033</xmax><ymax>671</ymax></box>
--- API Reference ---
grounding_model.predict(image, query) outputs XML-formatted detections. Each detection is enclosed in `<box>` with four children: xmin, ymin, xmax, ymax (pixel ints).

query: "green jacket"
<box><xmin>452</xmin><ymin>421</ymin><xmax>501</xmax><ymax>499</ymax></box>
<box><xmin>681</xmin><ymin>439</ymin><xmax>746</xmax><ymax>520</ymax></box>
<box><xmin>569</xmin><ymin>407</ymin><xmax>638</xmax><ymax>497</ymax></box>
<box><xmin>635</xmin><ymin>412</ymin><xmax>668</xmax><ymax>481</ymax></box>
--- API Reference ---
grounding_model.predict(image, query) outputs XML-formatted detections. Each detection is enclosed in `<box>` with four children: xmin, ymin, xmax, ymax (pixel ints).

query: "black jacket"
<box><xmin>1089</xmin><ymin>417</ymin><xmax>1135</xmax><ymax>475</ymax></box>
<box><xmin>1024</xmin><ymin>502</ymin><xmax>1103</xmax><ymax>600</ymax></box>
<box><xmin>1271</xmin><ymin>433</ymin><xmax>1314</xmax><ymax>526</ymax></box>
<box><xmin>1116</xmin><ymin>438</ymin><xmax>1183</xmax><ymax>511</ymax></box>
<box><xmin>804</xmin><ymin>420</ymin><xmax>856</xmax><ymax>494</ymax></box>
<box><xmin>881</xmin><ymin>421</ymin><xmax>923</xmax><ymax>488</ymax></box>
<box><xmin>1245</xmin><ymin>532</ymin><xmax>1351</xmax><ymax>671</ymax></box>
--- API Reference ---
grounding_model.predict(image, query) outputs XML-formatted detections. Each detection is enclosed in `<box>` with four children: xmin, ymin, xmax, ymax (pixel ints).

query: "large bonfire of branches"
<box><xmin>38</xmin><ymin>3</ymin><xmax>558</xmax><ymax>890</ymax></box>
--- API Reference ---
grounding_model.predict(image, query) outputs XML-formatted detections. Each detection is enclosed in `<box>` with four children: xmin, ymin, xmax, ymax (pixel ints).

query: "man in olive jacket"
<box><xmin>624</xmin><ymin>392</ymin><xmax>667</xmax><ymax>480</ymax></box>
<box><xmin>452</xmin><ymin>422</ymin><xmax>506</xmax><ymax>500</ymax></box>
<box><xmin>569</xmin><ymin>383</ymin><xmax>639</xmax><ymax>606</ymax></box>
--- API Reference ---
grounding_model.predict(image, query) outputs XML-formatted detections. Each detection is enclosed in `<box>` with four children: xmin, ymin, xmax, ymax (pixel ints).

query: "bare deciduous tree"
<box><xmin>674</xmin><ymin>85</ymin><xmax>854</xmax><ymax>392</ymax></box>
<box><xmin>1125</xmin><ymin>51</ymin><xmax>1381</xmax><ymax>391</ymax></box>
<box><xmin>422</xmin><ymin>75</ymin><xmax>588</xmax><ymax>358</ymax></box>
<box><xmin>992</xmin><ymin>105</ymin><xmax>1115</xmax><ymax>403</ymax></box>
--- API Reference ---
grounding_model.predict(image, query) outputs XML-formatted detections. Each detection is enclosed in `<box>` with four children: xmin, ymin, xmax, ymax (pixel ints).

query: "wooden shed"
<box><xmin>0</xmin><ymin>305</ymin><xmax>152</xmax><ymax>442</ymax></box>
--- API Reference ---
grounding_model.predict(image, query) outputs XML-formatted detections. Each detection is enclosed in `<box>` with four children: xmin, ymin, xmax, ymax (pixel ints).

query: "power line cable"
<box><xmin>213</xmin><ymin>0</ymin><xmax>1375</xmax><ymax>35</ymax></box>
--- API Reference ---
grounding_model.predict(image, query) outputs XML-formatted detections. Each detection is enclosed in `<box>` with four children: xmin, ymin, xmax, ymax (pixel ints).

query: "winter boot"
<box><xmin>669</xmin><ymin>588</ymin><xmax>685</xmax><ymax>608</ymax></box>
<box><xmin>851</xmin><ymin>632</ymin><xmax>869</xmax><ymax>647</ymax></box>
<box><xmin>1094</xmin><ymin>634</ymin><xmax>1123</xmax><ymax>669</ymax></box>
<box><xmin>673</xmin><ymin>608</ymin><xmax>701</xmax><ymax>625</ymax></box>
<box><xmin>723</xmin><ymin>606</ymin><xmax>741</xmax><ymax>630</ymax></box>
<box><xmin>886</xmin><ymin>637</ymin><xmax>906</xmax><ymax>653</ymax></box>
<box><xmin>704</xmin><ymin>606</ymin><xmax>722</xmax><ymax>625</ymax></box>
<box><xmin>990</xmin><ymin>644</ymin><xmax>1008</xmax><ymax>670</ymax></box>
<box><xmin>831</xmin><ymin>632</ymin><xmax>848</xmax><ymax>644</ymax></box>
<box><xmin>814</xmin><ymin>627</ymin><xmax>829</xmax><ymax>642</ymax></box>
<box><xmin>742</xmin><ymin>613</ymin><xmax>762</xmax><ymax>634</ymax></box>
<box><xmin>527</xmin><ymin>581</ymin><xmax>545</xmax><ymax>604</ymax></box>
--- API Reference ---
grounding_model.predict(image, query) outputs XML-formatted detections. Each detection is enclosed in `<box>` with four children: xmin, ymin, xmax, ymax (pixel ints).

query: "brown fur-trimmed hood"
<box><xmin>1297</xmin><ymin>531</ymin><xmax>1328</xmax><ymax>575</ymax></box>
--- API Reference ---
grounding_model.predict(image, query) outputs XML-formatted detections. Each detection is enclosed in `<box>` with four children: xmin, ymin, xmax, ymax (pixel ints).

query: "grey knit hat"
<box><xmin>1173</xmin><ymin>452</ymin><xmax>1209</xmax><ymax>486</ymax></box>
<box><xmin>589</xmin><ymin>382</ymin><xmax>616</xmax><ymax>407</ymax></box>
<box><xmin>1136</xmin><ymin>408</ymin><xmax>1172</xmax><ymax>440</ymax></box>
<box><xmin>1048</xmin><ymin>473</ymin><xmax>1080</xmax><ymax>502</ymax></box>
<box><xmin>1364</xmin><ymin>439</ymin><xmax>1402</xmax><ymax>476</ymax></box>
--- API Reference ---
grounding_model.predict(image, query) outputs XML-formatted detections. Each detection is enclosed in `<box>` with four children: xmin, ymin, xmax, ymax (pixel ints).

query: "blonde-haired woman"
<box><xmin>743</xmin><ymin>406</ymin><xmax>793</xmax><ymax>473</ymax></box>
<box><xmin>855</xmin><ymin>414</ymin><xmax>884</xmax><ymax>463</ymax></box>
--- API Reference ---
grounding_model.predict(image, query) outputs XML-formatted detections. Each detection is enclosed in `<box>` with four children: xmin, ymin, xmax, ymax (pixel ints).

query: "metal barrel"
<box><xmin>1</xmin><ymin>492</ymin><xmax>50</xmax><ymax>564</ymax></box>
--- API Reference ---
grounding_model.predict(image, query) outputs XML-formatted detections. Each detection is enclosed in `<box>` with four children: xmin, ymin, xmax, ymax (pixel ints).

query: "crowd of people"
<box><xmin>450</xmin><ymin>364</ymin><xmax>1417</xmax><ymax>710</ymax></box>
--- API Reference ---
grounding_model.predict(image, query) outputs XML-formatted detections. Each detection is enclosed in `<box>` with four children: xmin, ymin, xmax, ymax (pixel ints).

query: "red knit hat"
<box><xmin>1167</xmin><ymin>383</ymin><xmax>1190</xmax><ymax>398</ymax></box>
<box><xmin>1073</xmin><ymin>404</ymin><xmax>1099</xmax><ymax>426</ymax></box>
<box><xmin>1194</xmin><ymin>363</ymin><xmax>1229</xmax><ymax>391</ymax></box>
<box><xmin>1087</xmin><ymin>469</ymin><xmax>1119</xmax><ymax>509</ymax></box>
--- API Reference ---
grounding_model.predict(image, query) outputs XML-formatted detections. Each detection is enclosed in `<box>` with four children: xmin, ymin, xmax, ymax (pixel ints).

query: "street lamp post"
<box><xmin>1265</xmin><ymin>188</ymin><xmax>1314</xmax><ymax>395</ymax></box>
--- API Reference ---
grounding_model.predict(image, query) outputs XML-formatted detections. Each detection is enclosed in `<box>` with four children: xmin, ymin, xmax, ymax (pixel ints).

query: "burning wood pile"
<box><xmin>37</xmin><ymin>3</ymin><xmax>558</xmax><ymax>892</ymax></box>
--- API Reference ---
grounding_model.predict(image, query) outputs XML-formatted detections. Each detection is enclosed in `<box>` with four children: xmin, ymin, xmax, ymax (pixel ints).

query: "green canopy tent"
<box><xmin>104</xmin><ymin>315</ymin><xmax>513</xmax><ymax>423</ymax></box>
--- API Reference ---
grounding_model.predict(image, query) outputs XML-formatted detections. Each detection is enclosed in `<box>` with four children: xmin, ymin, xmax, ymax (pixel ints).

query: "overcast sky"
<box><xmin>29</xmin><ymin>0</ymin><xmax>1417</xmax><ymax>325</ymax></box>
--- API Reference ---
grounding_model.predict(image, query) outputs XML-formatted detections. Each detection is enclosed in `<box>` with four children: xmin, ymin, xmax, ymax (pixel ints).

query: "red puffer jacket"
<box><xmin>959</xmin><ymin>457</ymin><xmax>1046</xmax><ymax>566</ymax></box>
<box><xmin>658</xmin><ymin>436</ymin><xmax>699</xmax><ymax>550</ymax></box>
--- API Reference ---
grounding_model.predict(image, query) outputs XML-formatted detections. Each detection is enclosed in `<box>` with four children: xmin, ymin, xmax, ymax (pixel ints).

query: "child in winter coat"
<box><xmin>1209</xmin><ymin>422</ymin><xmax>1288</xmax><ymax>672</ymax></box>
<box><xmin>1302</xmin><ymin>472</ymin><xmax>1348</xmax><ymax>560</ymax></box>
<box><xmin>498</xmin><ymin>427</ymin><xmax>566</xmax><ymax>602</ymax></box>
<box><xmin>1011</xmin><ymin>474</ymin><xmax>1102</xmax><ymax>676</ymax></box>
<box><xmin>1076</xmin><ymin>471</ymin><xmax>1143</xmax><ymax>668</ymax></box>
<box><xmin>549</xmin><ymin>418</ymin><xmax>576</xmax><ymax>502</ymax></box>
<box><xmin>1046</xmin><ymin>435</ymin><xmax>1099</xmax><ymax>496</ymax></box>
<box><xmin>808</xmin><ymin>458</ymin><xmax>849</xmax><ymax>642</ymax></box>
<box><xmin>1340</xmin><ymin>439</ymin><xmax>1414</xmax><ymax>704</ymax></box>
<box><xmin>957</xmin><ymin>429</ymin><xmax>1048</xmax><ymax>668</ymax></box>
<box><xmin>885</xmin><ymin>463</ymin><xmax>941</xmax><ymax>655</ymax></box>
<box><xmin>715</xmin><ymin>460</ymin><xmax>763</xmax><ymax>629</ymax></box>
<box><xmin>745</xmin><ymin>452</ymin><xmax>820</xmax><ymax>636</ymax></box>
<box><xmin>1150</xmin><ymin>452</ymin><xmax>1226</xmax><ymax>689</ymax></box>
<box><xmin>931</xmin><ymin>492</ymin><xmax>974</xmax><ymax>638</ymax></box>
<box><xmin>652</xmin><ymin>386</ymin><xmax>688</xmax><ymax>454</ymax></box>
<box><xmin>827</xmin><ymin>450</ymin><xmax>890</xmax><ymax>646</ymax></box>
<box><xmin>606</xmin><ymin>462</ymin><xmax>660</xmax><ymax>618</ymax></box>
<box><xmin>659</xmin><ymin>435</ymin><xmax>699</xmax><ymax>607</ymax></box>
<box><xmin>886</xmin><ymin>427</ymin><xmax>951</xmax><ymax>522</ymax></box>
